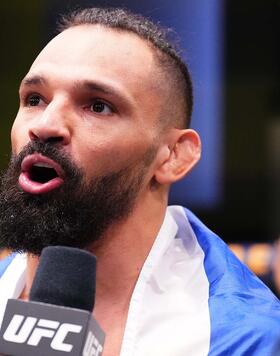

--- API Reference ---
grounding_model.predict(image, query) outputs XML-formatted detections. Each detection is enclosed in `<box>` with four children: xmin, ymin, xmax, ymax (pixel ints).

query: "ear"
<box><xmin>154</xmin><ymin>129</ymin><xmax>201</xmax><ymax>185</ymax></box>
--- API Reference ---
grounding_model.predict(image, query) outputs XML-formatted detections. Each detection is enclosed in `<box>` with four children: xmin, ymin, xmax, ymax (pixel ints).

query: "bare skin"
<box><xmin>14</xmin><ymin>25</ymin><xmax>201</xmax><ymax>355</ymax></box>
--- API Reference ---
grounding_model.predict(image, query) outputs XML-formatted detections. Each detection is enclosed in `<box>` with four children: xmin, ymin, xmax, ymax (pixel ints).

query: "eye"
<box><xmin>26</xmin><ymin>94</ymin><xmax>42</xmax><ymax>107</ymax></box>
<box><xmin>89</xmin><ymin>100</ymin><xmax>113</xmax><ymax>115</ymax></box>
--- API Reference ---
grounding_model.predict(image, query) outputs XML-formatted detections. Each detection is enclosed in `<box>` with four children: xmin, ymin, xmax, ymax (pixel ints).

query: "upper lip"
<box><xmin>21</xmin><ymin>153</ymin><xmax>64</xmax><ymax>178</ymax></box>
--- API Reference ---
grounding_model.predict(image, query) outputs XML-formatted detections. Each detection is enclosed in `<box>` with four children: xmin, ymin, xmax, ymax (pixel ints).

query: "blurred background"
<box><xmin>0</xmin><ymin>0</ymin><xmax>279</xmax><ymax>294</ymax></box>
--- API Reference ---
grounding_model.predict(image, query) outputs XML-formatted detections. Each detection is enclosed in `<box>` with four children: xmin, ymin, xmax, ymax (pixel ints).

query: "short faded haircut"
<box><xmin>58</xmin><ymin>7</ymin><xmax>193</xmax><ymax>128</ymax></box>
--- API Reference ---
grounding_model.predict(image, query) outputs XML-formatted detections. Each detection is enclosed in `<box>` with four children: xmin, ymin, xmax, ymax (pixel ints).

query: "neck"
<box><xmin>22</xmin><ymin>194</ymin><xmax>167</xmax><ymax>308</ymax></box>
<box><xmin>91</xmin><ymin>201</ymin><xmax>167</xmax><ymax>309</ymax></box>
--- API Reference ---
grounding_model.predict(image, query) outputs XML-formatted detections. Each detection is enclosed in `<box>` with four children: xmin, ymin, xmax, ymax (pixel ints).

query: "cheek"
<box><xmin>72</xmin><ymin>130</ymin><xmax>153</xmax><ymax>177</ymax></box>
<box><xmin>10</xmin><ymin>116</ymin><xmax>28</xmax><ymax>154</ymax></box>
<box><xmin>75</xmin><ymin>137</ymin><xmax>126</xmax><ymax>175</ymax></box>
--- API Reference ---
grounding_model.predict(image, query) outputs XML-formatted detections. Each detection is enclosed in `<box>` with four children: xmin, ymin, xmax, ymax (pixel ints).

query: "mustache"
<box><xmin>11</xmin><ymin>140</ymin><xmax>80</xmax><ymax>178</ymax></box>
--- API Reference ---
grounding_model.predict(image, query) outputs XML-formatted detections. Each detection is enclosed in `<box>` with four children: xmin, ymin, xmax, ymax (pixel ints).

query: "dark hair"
<box><xmin>58</xmin><ymin>7</ymin><xmax>193</xmax><ymax>128</ymax></box>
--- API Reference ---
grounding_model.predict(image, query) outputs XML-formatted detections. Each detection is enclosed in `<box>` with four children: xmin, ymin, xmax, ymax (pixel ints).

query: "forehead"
<box><xmin>29</xmin><ymin>25</ymin><xmax>159</xmax><ymax>94</ymax></box>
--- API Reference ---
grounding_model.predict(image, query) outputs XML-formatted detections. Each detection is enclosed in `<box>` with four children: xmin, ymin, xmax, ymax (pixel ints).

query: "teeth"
<box><xmin>33</xmin><ymin>162</ymin><xmax>53</xmax><ymax>169</ymax></box>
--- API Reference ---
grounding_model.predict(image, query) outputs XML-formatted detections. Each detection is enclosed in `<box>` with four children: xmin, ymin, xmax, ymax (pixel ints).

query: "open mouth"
<box><xmin>30</xmin><ymin>163</ymin><xmax>59</xmax><ymax>183</ymax></box>
<box><xmin>18</xmin><ymin>154</ymin><xmax>64</xmax><ymax>195</ymax></box>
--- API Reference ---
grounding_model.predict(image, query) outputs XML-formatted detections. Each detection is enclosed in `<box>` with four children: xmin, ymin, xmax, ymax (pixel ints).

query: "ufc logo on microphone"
<box><xmin>3</xmin><ymin>314</ymin><xmax>82</xmax><ymax>352</ymax></box>
<box><xmin>83</xmin><ymin>330</ymin><xmax>103</xmax><ymax>356</ymax></box>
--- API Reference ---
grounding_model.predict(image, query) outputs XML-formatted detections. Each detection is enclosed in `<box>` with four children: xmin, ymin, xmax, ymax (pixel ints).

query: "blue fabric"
<box><xmin>0</xmin><ymin>253</ymin><xmax>16</xmax><ymax>278</ymax></box>
<box><xmin>185</xmin><ymin>208</ymin><xmax>280</xmax><ymax>356</ymax></box>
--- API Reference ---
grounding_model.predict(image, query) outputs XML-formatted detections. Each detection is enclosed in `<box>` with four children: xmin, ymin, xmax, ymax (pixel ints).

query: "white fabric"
<box><xmin>0</xmin><ymin>206</ymin><xmax>211</xmax><ymax>355</ymax></box>
<box><xmin>120</xmin><ymin>206</ymin><xmax>210</xmax><ymax>356</ymax></box>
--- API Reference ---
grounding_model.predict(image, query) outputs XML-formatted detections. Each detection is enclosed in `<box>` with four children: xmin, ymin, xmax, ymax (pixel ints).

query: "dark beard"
<box><xmin>0</xmin><ymin>141</ymin><xmax>155</xmax><ymax>255</ymax></box>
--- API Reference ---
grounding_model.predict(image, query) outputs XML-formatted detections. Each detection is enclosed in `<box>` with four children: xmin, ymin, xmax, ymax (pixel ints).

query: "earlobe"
<box><xmin>154</xmin><ymin>129</ymin><xmax>201</xmax><ymax>185</ymax></box>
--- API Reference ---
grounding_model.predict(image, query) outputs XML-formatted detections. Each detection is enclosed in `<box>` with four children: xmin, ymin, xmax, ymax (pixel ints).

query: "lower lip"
<box><xmin>18</xmin><ymin>172</ymin><xmax>64</xmax><ymax>195</ymax></box>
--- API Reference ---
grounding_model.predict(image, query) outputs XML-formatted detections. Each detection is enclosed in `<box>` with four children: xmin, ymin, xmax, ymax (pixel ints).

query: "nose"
<box><xmin>28</xmin><ymin>99</ymin><xmax>71</xmax><ymax>145</ymax></box>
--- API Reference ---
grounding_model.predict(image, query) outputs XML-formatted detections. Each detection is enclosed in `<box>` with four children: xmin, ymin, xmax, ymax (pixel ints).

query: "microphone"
<box><xmin>0</xmin><ymin>246</ymin><xmax>105</xmax><ymax>356</ymax></box>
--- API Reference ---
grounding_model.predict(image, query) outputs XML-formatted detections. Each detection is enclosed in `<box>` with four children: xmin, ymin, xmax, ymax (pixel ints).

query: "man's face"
<box><xmin>12</xmin><ymin>25</ymin><xmax>162</xmax><ymax>186</ymax></box>
<box><xmin>0</xmin><ymin>26</ymin><xmax>163</xmax><ymax>254</ymax></box>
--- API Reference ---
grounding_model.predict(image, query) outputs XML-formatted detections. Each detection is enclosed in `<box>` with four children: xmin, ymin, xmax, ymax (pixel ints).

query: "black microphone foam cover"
<box><xmin>29</xmin><ymin>246</ymin><xmax>96</xmax><ymax>312</ymax></box>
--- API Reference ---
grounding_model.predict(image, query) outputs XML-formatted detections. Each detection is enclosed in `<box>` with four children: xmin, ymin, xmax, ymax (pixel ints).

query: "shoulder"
<box><xmin>172</xmin><ymin>207</ymin><xmax>280</xmax><ymax>355</ymax></box>
<box><xmin>183</xmin><ymin>207</ymin><xmax>279</xmax><ymax>300</ymax></box>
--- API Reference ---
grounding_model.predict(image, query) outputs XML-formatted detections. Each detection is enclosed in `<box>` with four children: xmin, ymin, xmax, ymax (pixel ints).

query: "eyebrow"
<box><xmin>20</xmin><ymin>75</ymin><xmax>47</xmax><ymax>88</ymax></box>
<box><xmin>19</xmin><ymin>75</ymin><xmax>129</xmax><ymax>104</ymax></box>
<box><xmin>75</xmin><ymin>80</ymin><xmax>124</xmax><ymax>99</ymax></box>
